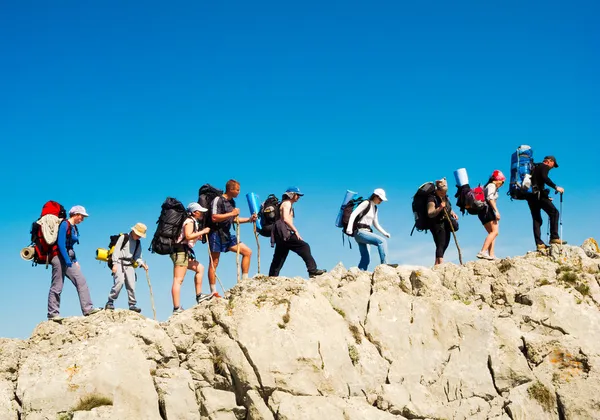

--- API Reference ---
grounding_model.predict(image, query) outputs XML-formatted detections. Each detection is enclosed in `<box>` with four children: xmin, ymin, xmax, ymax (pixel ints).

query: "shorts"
<box><xmin>209</xmin><ymin>231</ymin><xmax>238</xmax><ymax>253</ymax></box>
<box><xmin>478</xmin><ymin>205</ymin><xmax>496</xmax><ymax>225</ymax></box>
<box><xmin>170</xmin><ymin>251</ymin><xmax>190</xmax><ymax>267</ymax></box>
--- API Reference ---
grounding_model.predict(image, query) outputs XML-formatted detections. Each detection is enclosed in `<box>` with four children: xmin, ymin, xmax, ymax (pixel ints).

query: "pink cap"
<box><xmin>491</xmin><ymin>170</ymin><xmax>506</xmax><ymax>181</ymax></box>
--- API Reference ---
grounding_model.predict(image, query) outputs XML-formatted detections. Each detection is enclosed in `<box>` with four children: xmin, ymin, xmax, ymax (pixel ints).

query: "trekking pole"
<box><xmin>235</xmin><ymin>217</ymin><xmax>241</xmax><ymax>283</ymax></box>
<box><xmin>253</xmin><ymin>220</ymin><xmax>261</xmax><ymax>274</ymax></box>
<box><xmin>559</xmin><ymin>192</ymin><xmax>564</xmax><ymax>242</ymax></box>
<box><xmin>144</xmin><ymin>269</ymin><xmax>157</xmax><ymax>321</ymax></box>
<box><xmin>207</xmin><ymin>242</ymin><xmax>227</xmax><ymax>295</ymax></box>
<box><xmin>443</xmin><ymin>207</ymin><xmax>463</xmax><ymax>265</ymax></box>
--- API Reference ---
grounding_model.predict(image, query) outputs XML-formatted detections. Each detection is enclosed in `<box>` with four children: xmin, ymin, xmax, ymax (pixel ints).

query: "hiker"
<box><xmin>208</xmin><ymin>180</ymin><xmax>257</xmax><ymax>284</ymax></box>
<box><xmin>269</xmin><ymin>187</ymin><xmax>327</xmax><ymax>278</ymax></box>
<box><xmin>526</xmin><ymin>155</ymin><xmax>566</xmax><ymax>249</ymax></box>
<box><xmin>104</xmin><ymin>223</ymin><xmax>149</xmax><ymax>313</ymax></box>
<box><xmin>171</xmin><ymin>203</ymin><xmax>212</xmax><ymax>313</ymax></box>
<box><xmin>47</xmin><ymin>206</ymin><xmax>100</xmax><ymax>320</ymax></box>
<box><xmin>427</xmin><ymin>179</ymin><xmax>459</xmax><ymax>265</ymax></box>
<box><xmin>476</xmin><ymin>170</ymin><xmax>505</xmax><ymax>260</ymax></box>
<box><xmin>345</xmin><ymin>188</ymin><xmax>396</xmax><ymax>270</ymax></box>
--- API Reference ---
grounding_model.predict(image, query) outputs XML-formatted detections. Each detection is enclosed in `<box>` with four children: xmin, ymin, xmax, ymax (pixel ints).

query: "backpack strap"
<box><xmin>120</xmin><ymin>234</ymin><xmax>130</xmax><ymax>251</ymax></box>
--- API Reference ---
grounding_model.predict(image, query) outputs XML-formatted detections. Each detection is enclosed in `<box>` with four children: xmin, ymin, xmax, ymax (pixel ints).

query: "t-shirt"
<box><xmin>211</xmin><ymin>196</ymin><xmax>236</xmax><ymax>232</ymax></box>
<box><xmin>484</xmin><ymin>184</ymin><xmax>499</xmax><ymax>201</ymax></box>
<box><xmin>177</xmin><ymin>217</ymin><xmax>199</xmax><ymax>248</ymax></box>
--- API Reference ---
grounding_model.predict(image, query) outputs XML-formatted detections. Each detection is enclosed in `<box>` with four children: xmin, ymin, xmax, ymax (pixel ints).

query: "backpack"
<box><xmin>257</xmin><ymin>194</ymin><xmax>280</xmax><ymax>237</ymax></box>
<box><xmin>198</xmin><ymin>184</ymin><xmax>224</xmax><ymax>230</ymax></box>
<box><xmin>508</xmin><ymin>145</ymin><xmax>534</xmax><ymax>200</ymax></box>
<box><xmin>455</xmin><ymin>184</ymin><xmax>487</xmax><ymax>215</ymax></box>
<box><xmin>106</xmin><ymin>234</ymin><xmax>140</xmax><ymax>270</ymax></box>
<box><xmin>149</xmin><ymin>197</ymin><xmax>187</xmax><ymax>255</ymax></box>
<box><xmin>340</xmin><ymin>197</ymin><xmax>373</xmax><ymax>236</ymax></box>
<box><xmin>29</xmin><ymin>201</ymin><xmax>67</xmax><ymax>267</ymax></box>
<box><xmin>410</xmin><ymin>183</ymin><xmax>435</xmax><ymax>235</ymax></box>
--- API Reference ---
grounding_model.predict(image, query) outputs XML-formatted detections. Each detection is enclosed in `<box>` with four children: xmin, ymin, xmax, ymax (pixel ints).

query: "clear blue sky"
<box><xmin>1</xmin><ymin>1</ymin><xmax>598</xmax><ymax>338</ymax></box>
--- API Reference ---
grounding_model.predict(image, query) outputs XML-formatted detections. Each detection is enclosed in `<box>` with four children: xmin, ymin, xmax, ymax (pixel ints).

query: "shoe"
<box><xmin>173</xmin><ymin>306</ymin><xmax>184</xmax><ymax>314</ymax></box>
<box><xmin>105</xmin><ymin>301</ymin><xmax>115</xmax><ymax>310</ymax></box>
<box><xmin>212</xmin><ymin>292</ymin><xmax>221</xmax><ymax>298</ymax></box>
<box><xmin>129</xmin><ymin>306</ymin><xmax>142</xmax><ymax>313</ymax></box>
<box><xmin>476</xmin><ymin>251</ymin><xmax>489</xmax><ymax>260</ymax></box>
<box><xmin>84</xmin><ymin>308</ymin><xmax>101</xmax><ymax>316</ymax></box>
<box><xmin>196</xmin><ymin>293</ymin><xmax>213</xmax><ymax>304</ymax></box>
<box><xmin>385</xmin><ymin>264</ymin><xmax>399</xmax><ymax>268</ymax></box>
<box><xmin>536</xmin><ymin>243</ymin><xmax>548</xmax><ymax>251</ymax></box>
<box><xmin>487</xmin><ymin>255</ymin><xmax>500</xmax><ymax>261</ymax></box>
<box><xmin>550</xmin><ymin>239</ymin><xmax>567</xmax><ymax>245</ymax></box>
<box><xmin>48</xmin><ymin>315</ymin><xmax>63</xmax><ymax>322</ymax></box>
<box><xmin>308</xmin><ymin>269</ymin><xmax>327</xmax><ymax>278</ymax></box>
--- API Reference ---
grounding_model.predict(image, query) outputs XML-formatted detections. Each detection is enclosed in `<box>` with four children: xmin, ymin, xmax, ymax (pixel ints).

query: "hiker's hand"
<box><xmin>250</xmin><ymin>213</ymin><xmax>258</xmax><ymax>222</ymax></box>
<box><xmin>142</xmin><ymin>264</ymin><xmax>149</xmax><ymax>272</ymax></box>
<box><xmin>556</xmin><ymin>186</ymin><xmax>564</xmax><ymax>194</ymax></box>
<box><xmin>295</xmin><ymin>232</ymin><xmax>303</xmax><ymax>241</ymax></box>
<box><xmin>384</xmin><ymin>233</ymin><xmax>391</xmax><ymax>238</ymax></box>
<box><xmin>451</xmin><ymin>212</ymin><xmax>458</xmax><ymax>219</ymax></box>
<box><xmin>112</xmin><ymin>265</ymin><xmax>117</xmax><ymax>274</ymax></box>
<box><xmin>495</xmin><ymin>211</ymin><xmax>501</xmax><ymax>221</ymax></box>
<box><xmin>346</xmin><ymin>230</ymin><xmax>352</xmax><ymax>236</ymax></box>
<box><xmin>440</xmin><ymin>201</ymin><xmax>446</xmax><ymax>208</ymax></box>
<box><xmin>231</xmin><ymin>208</ymin><xmax>240</xmax><ymax>217</ymax></box>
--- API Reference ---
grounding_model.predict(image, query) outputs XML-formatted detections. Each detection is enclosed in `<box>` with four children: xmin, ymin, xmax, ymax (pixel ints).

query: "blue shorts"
<box><xmin>209</xmin><ymin>231</ymin><xmax>238</xmax><ymax>253</ymax></box>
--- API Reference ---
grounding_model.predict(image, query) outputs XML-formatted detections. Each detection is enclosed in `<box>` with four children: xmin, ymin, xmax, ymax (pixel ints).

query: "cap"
<box><xmin>285</xmin><ymin>186</ymin><xmax>304</xmax><ymax>196</ymax></box>
<box><xmin>188</xmin><ymin>202</ymin><xmax>208</xmax><ymax>213</ymax></box>
<box><xmin>373</xmin><ymin>188</ymin><xmax>387</xmax><ymax>201</ymax></box>
<box><xmin>544</xmin><ymin>155</ymin><xmax>559</xmax><ymax>168</ymax></box>
<box><xmin>435</xmin><ymin>178</ymin><xmax>448</xmax><ymax>191</ymax></box>
<box><xmin>69</xmin><ymin>205</ymin><xmax>89</xmax><ymax>217</ymax></box>
<box><xmin>491</xmin><ymin>170</ymin><xmax>506</xmax><ymax>181</ymax></box>
<box><xmin>131</xmin><ymin>222</ymin><xmax>147</xmax><ymax>238</ymax></box>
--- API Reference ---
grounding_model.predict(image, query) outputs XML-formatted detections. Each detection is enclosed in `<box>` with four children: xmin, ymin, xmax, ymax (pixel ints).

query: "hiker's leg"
<box><xmin>230</xmin><ymin>242</ymin><xmax>253</xmax><ymax>275</ymax></box>
<box><xmin>286</xmin><ymin>235</ymin><xmax>318</xmax><ymax>274</ymax></box>
<box><xmin>208</xmin><ymin>252</ymin><xmax>221</xmax><ymax>286</ymax></box>
<box><xmin>65</xmin><ymin>262</ymin><xmax>94</xmax><ymax>315</ymax></box>
<box><xmin>431</xmin><ymin>224</ymin><xmax>445</xmax><ymax>263</ymax></box>
<box><xmin>188</xmin><ymin>259</ymin><xmax>207</xmax><ymax>294</ymax></box>
<box><xmin>356</xmin><ymin>241</ymin><xmax>370</xmax><ymax>270</ymax></box>
<box><xmin>442</xmin><ymin>226</ymin><xmax>451</xmax><ymax>256</ymax></box>
<box><xmin>526</xmin><ymin>197</ymin><xmax>544</xmax><ymax>245</ymax></box>
<box><xmin>170</xmin><ymin>251</ymin><xmax>188</xmax><ymax>309</ymax></box>
<box><xmin>540</xmin><ymin>197</ymin><xmax>560</xmax><ymax>240</ymax></box>
<box><xmin>269</xmin><ymin>242</ymin><xmax>290</xmax><ymax>276</ymax></box>
<box><xmin>481</xmin><ymin>221</ymin><xmax>497</xmax><ymax>254</ymax></box>
<box><xmin>48</xmin><ymin>257</ymin><xmax>66</xmax><ymax>318</ymax></box>
<box><xmin>356</xmin><ymin>230</ymin><xmax>387</xmax><ymax>267</ymax></box>
<box><xmin>123</xmin><ymin>266</ymin><xmax>137</xmax><ymax>307</ymax></box>
<box><xmin>108</xmin><ymin>264</ymin><xmax>125</xmax><ymax>303</ymax></box>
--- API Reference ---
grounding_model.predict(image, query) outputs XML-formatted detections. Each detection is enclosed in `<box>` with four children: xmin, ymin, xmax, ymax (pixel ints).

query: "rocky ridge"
<box><xmin>1</xmin><ymin>239</ymin><xmax>600</xmax><ymax>420</ymax></box>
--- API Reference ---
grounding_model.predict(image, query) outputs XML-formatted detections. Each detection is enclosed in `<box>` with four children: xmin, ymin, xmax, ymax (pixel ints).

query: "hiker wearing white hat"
<box><xmin>105</xmin><ymin>223</ymin><xmax>149</xmax><ymax>313</ymax></box>
<box><xmin>346</xmin><ymin>188</ymin><xmax>397</xmax><ymax>270</ymax></box>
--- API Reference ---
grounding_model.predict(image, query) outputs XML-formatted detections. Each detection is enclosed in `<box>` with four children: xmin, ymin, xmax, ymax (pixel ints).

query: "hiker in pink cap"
<box><xmin>476</xmin><ymin>170</ymin><xmax>506</xmax><ymax>260</ymax></box>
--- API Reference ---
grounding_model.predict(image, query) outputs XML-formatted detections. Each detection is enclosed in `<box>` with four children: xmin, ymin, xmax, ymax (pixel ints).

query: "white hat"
<box><xmin>188</xmin><ymin>202</ymin><xmax>208</xmax><ymax>213</ymax></box>
<box><xmin>131</xmin><ymin>222</ymin><xmax>147</xmax><ymax>238</ymax></box>
<box><xmin>373</xmin><ymin>188</ymin><xmax>387</xmax><ymax>201</ymax></box>
<box><xmin>69</xmin><ymin>205</ymin><xmax>89</xmax><ymax>217</ymax></box>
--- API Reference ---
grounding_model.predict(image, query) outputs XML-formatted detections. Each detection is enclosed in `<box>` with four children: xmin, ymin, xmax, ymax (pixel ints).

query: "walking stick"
<box><xmin>207</xmin><ymin>243</ymin><xmax>227</xmax><ymax>295</ymax></box>
<box><xmin>559</xmin><ymin>192</ymin><xmax>564</xmax><ymax>242</ymax></box>
<box><xmin>253</xmin><ymin>220</ymin><xmax>261</xmax><ymax>274</ymax></box>
<box><xmin>144</xmin><ymin>269</ymin><xmax>157</xmax><ymax>321</ymax></box>
<box><xmin>443</xmin><ymin>207</ymin><xmax>463</xmax><ymax>265</ymax></box>
<box><xmin>235</xmin><ymin>217</ymin><xmax>241</xmax><ymax>283</ymax></box>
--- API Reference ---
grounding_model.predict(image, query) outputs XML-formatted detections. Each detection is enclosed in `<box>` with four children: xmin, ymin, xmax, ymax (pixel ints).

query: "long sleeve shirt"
<box><xmin>346</xmin><ymin>200</ymin><xmax>389</xmax><ymax>236</ymax></box>
<box><xmin>532</xmin><ymin>163</ymin><xmax>557</xmax><ymax>191</ymax></box>
<box><xmin>111</xmin><ymin>233</ymin><xmax>143</xmax><ymax>267</ymax></box>
<box><xmin>57</xmin><ymin>220</ymin><xmax>79</xmax><ymax>267</ymax></box>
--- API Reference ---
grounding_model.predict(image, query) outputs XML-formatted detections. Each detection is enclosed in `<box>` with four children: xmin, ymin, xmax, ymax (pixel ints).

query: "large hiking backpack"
<box><xmin>29</xmin><ymin>201</ymin><xmax>67</xmax><ymax>267</ymax></box>
<box><xmin>508</xmin><ymin>145</ymin><xmax>534</xmax><ymax>200</ymax></box>
<box><xmin>257</xmin><ymin>194</ymin><xmax>280</xmax><ymax>237</ymax></box>
<box><xmin>198</xmin><ymin>184</ymin><xmax>224</xmax><ymax>230</ymax></box>
<box><xmin>340</xmin><ymin>197</ymin><xmax>372</xmax><ymax>236</ymax></box>
<box><xmin>106</xmin><ymin>234</ymin><xmax>140</xmax><ymax>270</ymax></box>
<box><xmin>149</xmin><ymin>198</ymin><xmax>187</xmax><ymax>255</ymax></box>
<box><xmin>411</xmin><ymin>183</ymin><xmax>435</xmax><ymax>235</ymax></box>
<box><xmin>455</xmin><ymin>184</ymin><xmax>487</xmax><ymax>215</ymax></box>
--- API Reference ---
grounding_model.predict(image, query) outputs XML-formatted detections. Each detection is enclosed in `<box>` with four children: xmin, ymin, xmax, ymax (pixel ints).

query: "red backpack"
<box><xmin>29</xmin><ymin>201</ymin><xmax>67</xmax><ymax>267</ymax></box>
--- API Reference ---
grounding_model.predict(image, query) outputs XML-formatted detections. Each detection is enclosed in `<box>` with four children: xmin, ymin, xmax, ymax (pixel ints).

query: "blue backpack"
<box><xmin>508</xmin><ymin>145</ymin><xmax>534</xmax><ymax>200</ymax></box>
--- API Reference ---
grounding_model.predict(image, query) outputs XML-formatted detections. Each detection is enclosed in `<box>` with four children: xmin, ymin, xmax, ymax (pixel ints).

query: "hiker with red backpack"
<box><xmin>345</xmin><ymin>188</ymin><xmax>397</xmax><ymax>271</ymax></box>
<box><xmin>476</xmin><ymin>170</ymin><xmax>506</xmax><ymax>260</ymax></box>
<box><xmin>428</xmin><ymin>179</ymin><xmax>459</xmax><ymax>265</ymax></box>
<box><xmin>48</xmin><ymin>206</ymin><xmax>101</xmax><ymax>320</ymax></box>
<box><xmin>526</xmin><ymin>156</ymin><xmax>566</xmax><ymax>250</ymax></box>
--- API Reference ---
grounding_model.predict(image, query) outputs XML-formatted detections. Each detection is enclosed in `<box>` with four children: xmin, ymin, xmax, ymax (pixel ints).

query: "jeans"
<box><xmin>354</xmin><ymin>230</ymin><xmax>387</xmax><ymax>271</ymax></box>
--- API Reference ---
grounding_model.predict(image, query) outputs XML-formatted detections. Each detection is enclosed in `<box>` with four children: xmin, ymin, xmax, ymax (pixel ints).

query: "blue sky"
<box><xmin>1</xmin><ymin>0</ymin><xmax>598</xmax><ymax>338</ymax></box>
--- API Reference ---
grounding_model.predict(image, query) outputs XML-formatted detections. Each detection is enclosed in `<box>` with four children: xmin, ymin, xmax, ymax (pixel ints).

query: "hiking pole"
<box><xmin>560</xmin><ymin>192</ymin><xmax>564</xmax><ymax>242</ymax></box>
<box><xmin>144</xmin><ymin>269</ymin><xmax>157</xmax><ymax>321</ymax></box>
<box><xmin>253</xmin><ymin>220</ymin><xmax>261</xmax><ymax>274</ymax></box>
<box><xmin>207</xmin><ymin>242</ymin><xmax>227</xmax><ymax>295</ymax></box>
<box><xmin>443</xmin><ymin>207</ymin><xmax>463</xmax><ymax>265</ymax></box>
<box><xmin>235</xmin><ymin>217</ymin><xmax>241</xmax><ymax>283</ymax></box>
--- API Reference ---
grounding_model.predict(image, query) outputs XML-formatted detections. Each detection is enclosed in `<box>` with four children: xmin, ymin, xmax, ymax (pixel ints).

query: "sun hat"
<box><xmin>491</xmin><ymin>170</ymin><xmax>506</xmax><ymax>181</ymax></box>
<box><xmin>285</xmin><ymin>186</ymin><xmax>304</xmax><ymax>196</ymax></box>
<box><xmin>373</xmin><ymin>188</ymin><xmax>388</xmax><ymax>201</ymax></box>
<box><xmin>131</xmin><ymin>222</ymin><xmax>147</xmax><ymax>238</ymax></box>
<box><xmin>69</xmin><ymin>205</ymin><xmax>89</xmax><ymax>217</ymax></box>
<box><xmin>188</xmin><ymin>202</ymin><xmax>208</xmax><ymax>213</ymax></box>
<box><xmin>544</xmin><ymin>155</ymin><xmax>559</xmax><ymax>168</ymax></box>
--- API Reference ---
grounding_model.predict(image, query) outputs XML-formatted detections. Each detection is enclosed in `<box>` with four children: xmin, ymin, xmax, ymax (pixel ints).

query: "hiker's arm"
<box><xmin>112</xmin><ymin>235</ymin><xmax>124</xmax><ymax>266</ymax></box>
<box><xmin>57</xmin><ymin>222</ymin><xmax>71</xmax><ymax>267</ymax></box>
<box><xmin>427</xmin><ymin>201</ymin><xmax>444</xmax><ymax>218</ymax></box>
<box><xmin>346</xmin><ymin>201</ymin><xmax>369</xmax><ymax>235</ymax></box>
<box><xmin>211</xmin><ymin>198</ymin><xmax>240</xmax><ymax>223</ymax></box>
<box><xmin>238</xmin><ymin>214</ymin><xmax>258</xmax><ymax>224</ymax></box>
<box><xmin>373</xmin><ymin>211</ymin><xmax>390</xmax><ymax>238</ymax></box>
<box><xmin>281</xmin><ymin>202</ymin><xmax>299</xmax><ymax>235</ymax></box>
<box><xmin>488</xmin><ymin>198</ymin><xmax>500</xmax><ymax>219</ymax></box>
<box><xmin>133</xmin><ymin>240</ymin><xmax>143</xmax><ymax>267</ymax></box>
<box><xmin>184</xmin><ymin>220</ymin><xmax>205</xmax><ymax>241</ymax></box>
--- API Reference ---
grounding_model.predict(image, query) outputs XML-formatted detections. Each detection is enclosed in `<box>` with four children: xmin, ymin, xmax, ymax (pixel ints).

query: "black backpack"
<box><xmin>257</xmin><ymin>194</ymin><xmax>280</xmax><ymax>237</ymax></box>
<box><xmin>198</xmin><ymin>184</ymin><xmax>224</xmax><ymax>230</ymax></box>
<box><xmin>106</xmin><ymin>234</ymin><xmax>140</xmax><ymax>270</ymax></box>
<box><xmin>149</xmin><ymin>198</ymin><xmax>187</xmax><ymax>255</ymax></box>
<box><xmin>410</xmin><ymin>182</ymin><xmax>435</xmax><ymax>235</ymax></box>
<box><xmin>340</xmin><ymin>197</ymin><xmax>372</xmax><ymax>236</ymax></box>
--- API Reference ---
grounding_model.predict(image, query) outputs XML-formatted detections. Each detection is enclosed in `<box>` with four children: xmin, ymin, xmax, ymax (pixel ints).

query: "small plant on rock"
<box><xmin>72</xmin><ymin>394</ymin><xmax>113</xmax><ymax>411</ymax></box>
<box><xmin>348</xmin><ymin>324</ymin><xmax>362</xmax><ymax>344</ymax></box>
<box><xmin>527</xmin><ymin>381</ymin><xmax>554</xmax><ymax>412</ymax></box>
<box><xmin>333</xmin><ymin>307</ymin><xmax>346</xmax><ymax>318</ymax></box>
<box><xmin>575</xmin><ymin>283</ymin><xmax>590</xmax><ymax>297</ymax></box>
<box><xmin>559</xmin><ymin>271</ymin><xmax>578</xmax><ymax>285</ymax></box>
<box><xmin>348</xmin><ymin>345</ymin><xmax>359</xmax><ymax>365</ymax></box>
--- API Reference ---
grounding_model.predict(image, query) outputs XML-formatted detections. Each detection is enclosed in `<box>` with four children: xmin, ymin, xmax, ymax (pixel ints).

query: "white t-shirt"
<box><xmin>484</xmin><ymin>184</ymin><xmax>499</xmax><ymax>201</ymax></box>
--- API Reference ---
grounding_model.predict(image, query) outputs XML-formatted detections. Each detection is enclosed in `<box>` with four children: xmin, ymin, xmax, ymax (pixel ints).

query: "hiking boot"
<box><xmin>385</xmin><ymin>264</ymin><xmax>399</xmax><ymax>268</ymax></box>
<box><xmin>550</xmin><ymin>239</ymin><xmax>567</xmax><ymax>245</ymax></box>
<box><xmin>105</xmin><ymin>301</ymin><xmax>115</xmax><ymax>310</ymax></box>
<box><xmin>476</xmin><ymin>251</ymin><xmax>490</xmax><ymax>260</ymax></box>
<box><xmin>196</xmin><ymin>293</ymin><xmax>213</xmax><ymax>304</ymax></box>
<box><xmin>84</xmin><ymin>308</ymin><xmax>101</xmax><ymax>316</ymax></box>
<box><xmin>308</xmin><ymin>269</ymin><xmax>327</xmax><ymax>278</ymax></box>
<box><xmin>536</xmin><ymin>243</ymin><xmax>548</xmax><ymax>251</ymax></box>
<box><xmin>172</xmin><ymin>306</ymin><xmax>184</xmax><ymax>314</ymax></box>
<box><xmin>211</xmin><ymin>292</ymin><xmax>222</xmax><ymax>299</ymax></box>
<box><xmin>129</xmin><ymin>306</ymin><xmax>142</xmax><ymax>313</ymax></box>
<box><xmin>48</xmin><ymin>315</ymin><xmax>63</xmax><ymax>322</ymax></box>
